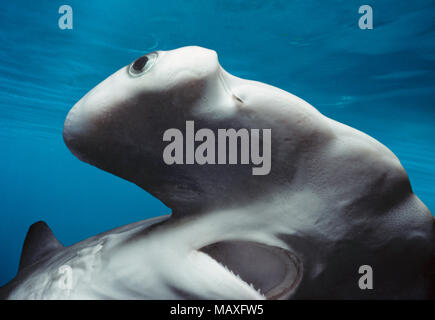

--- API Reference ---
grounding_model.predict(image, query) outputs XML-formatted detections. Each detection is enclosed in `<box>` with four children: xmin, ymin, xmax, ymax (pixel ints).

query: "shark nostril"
<box><xmin>233</xmin><ymin>94</ymin><xmax>243</xmax><ymax>104</ymax></box>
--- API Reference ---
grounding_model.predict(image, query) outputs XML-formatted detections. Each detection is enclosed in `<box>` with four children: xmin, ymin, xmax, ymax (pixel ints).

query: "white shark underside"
<box><xmin>1</xmin><ymin>46</ymin><xmax>434</xmax><ymax>299</ymax></box>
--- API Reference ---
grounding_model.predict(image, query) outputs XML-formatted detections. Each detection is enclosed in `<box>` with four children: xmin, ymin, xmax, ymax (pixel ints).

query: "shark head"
<box><xmin>62</xmin><ymin>46</ymin><xmax>435</xmax><ymax>299</ymax></box>
<box><xmin>63</xmin><ymin>46</ymin><xmax>324</xmax><ymax>213</ymax></box>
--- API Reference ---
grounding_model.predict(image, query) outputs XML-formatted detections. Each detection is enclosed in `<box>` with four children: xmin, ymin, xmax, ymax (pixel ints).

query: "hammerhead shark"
<box><xmin>1</xmin><ymin>46</ymin><xmax>434</xmax><ymax>299</ymax></box>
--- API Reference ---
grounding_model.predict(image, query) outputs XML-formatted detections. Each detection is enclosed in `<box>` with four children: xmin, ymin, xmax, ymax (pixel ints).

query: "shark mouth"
<box><xmin>200</xmin><ymin>240</ymin><xmax>302</xmax><ymax>299</ymax></box>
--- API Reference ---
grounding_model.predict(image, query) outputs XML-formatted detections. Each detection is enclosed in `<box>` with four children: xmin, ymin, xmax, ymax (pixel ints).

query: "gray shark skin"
<box><xmin>1</xmin><ymin>46</ymin><xmax>434</xmax><ymax>300</ymax></box>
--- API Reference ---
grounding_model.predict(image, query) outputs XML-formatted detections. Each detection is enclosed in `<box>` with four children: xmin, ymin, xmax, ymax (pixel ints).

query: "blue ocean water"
<box><xmin>0</xmin><ymin>0</ymin><xmax>434</xmax><ymax>286</ymax></box>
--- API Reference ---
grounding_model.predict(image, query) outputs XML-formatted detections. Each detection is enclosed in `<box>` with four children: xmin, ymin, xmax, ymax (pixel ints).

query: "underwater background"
<box><xmin>0</xmin><ymin>0</ymin><xmax>434</xmax><ymax>285</ymax></box>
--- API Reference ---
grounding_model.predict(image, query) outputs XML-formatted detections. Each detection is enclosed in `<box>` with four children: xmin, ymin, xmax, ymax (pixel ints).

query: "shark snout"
<box><xmin>63</xmin><ymin>99</ymin><xmax>89</xmax><ymax>161</ymax></box>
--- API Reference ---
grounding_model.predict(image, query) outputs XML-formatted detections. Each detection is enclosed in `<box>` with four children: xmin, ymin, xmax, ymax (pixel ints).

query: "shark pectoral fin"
<box><xmin>19</xmin><ymin>221</ymin><xmax>63</xmax><ymax>272</ymax></box>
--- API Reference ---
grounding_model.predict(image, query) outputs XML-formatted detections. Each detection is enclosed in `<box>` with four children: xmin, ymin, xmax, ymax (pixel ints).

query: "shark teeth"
<box><xmin>220</xmin><ymin>262</ymin><xmax>265</xmax><ymax>298</ymax></box>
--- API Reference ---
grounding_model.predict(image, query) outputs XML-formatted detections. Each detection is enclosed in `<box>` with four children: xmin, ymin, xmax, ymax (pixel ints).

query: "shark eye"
<box><xmin>128</xmin><ymin>52</ymin><xmax>158</xmax><ymax>77</ymax></box>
